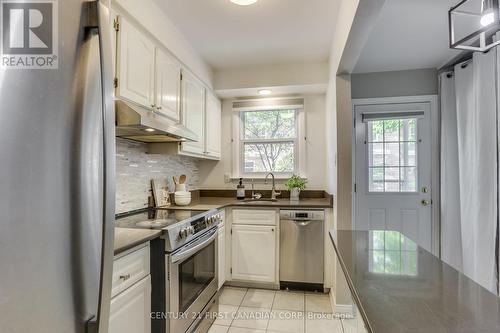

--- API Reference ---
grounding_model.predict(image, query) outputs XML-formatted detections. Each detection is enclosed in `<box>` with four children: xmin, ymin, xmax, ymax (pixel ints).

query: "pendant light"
<box><xmin>449</xmin><ymin>0</ymin><xmax>500</xmax><ymax>52</ymax></box>
<box><xmin>481</xmin><ymin>0</ymin><xmax>495</xmax><ymax>26</ymax></box>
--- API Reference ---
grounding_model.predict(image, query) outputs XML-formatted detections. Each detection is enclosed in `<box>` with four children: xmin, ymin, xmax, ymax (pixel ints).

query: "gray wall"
<box><xmin>116</xmin><ymin>138</ymin><xmax>199</xmax><ymax>214</ymax></box>
<box><xmin>351</xmin><ymin>68</ymin><xmax>438</xmax><ymax>99</ymax></box>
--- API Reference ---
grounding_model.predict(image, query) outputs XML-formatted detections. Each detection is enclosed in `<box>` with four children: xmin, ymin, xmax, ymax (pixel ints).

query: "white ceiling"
<box><xmin>353</xmin><ymin>0</ymin><xmax>462</xmax><ymax>73</ymax></box>
<box><xmin>153</xmin><ymin>0</ymin><xmax>340</xmax><ymax>70</ymax></box>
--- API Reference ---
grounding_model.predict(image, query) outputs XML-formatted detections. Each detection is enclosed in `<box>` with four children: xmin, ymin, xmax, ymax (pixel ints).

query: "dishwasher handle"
<box><xmin>293</xmin><ymin>220</ymin><xmax>312</xmax><ymax>227</ymax></box>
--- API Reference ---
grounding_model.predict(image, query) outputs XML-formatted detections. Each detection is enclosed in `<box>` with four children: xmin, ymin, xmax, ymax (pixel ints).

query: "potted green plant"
<box><xmin>285</xmin><ymin>175</ymin><xmax>307</xmax><ymax>201</ymax></box>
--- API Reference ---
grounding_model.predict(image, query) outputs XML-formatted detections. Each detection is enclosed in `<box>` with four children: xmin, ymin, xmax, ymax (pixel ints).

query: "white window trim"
<box><xmin>232</xmin><ymin>105</ymin><xmax>307</xmax><ymax>179</ymax></box>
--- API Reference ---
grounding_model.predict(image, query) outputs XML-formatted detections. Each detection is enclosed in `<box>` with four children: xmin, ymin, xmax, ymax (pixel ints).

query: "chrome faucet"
<box><xmin>265</xmin><ymin>172</ymin><xmax>281</xmax><ymax>200</ymax></box>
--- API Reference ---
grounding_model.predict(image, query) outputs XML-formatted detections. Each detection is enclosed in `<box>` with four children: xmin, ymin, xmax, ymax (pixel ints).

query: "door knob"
<box><xmin>421</xmin><ymin>199</ymin><xmax>431</xmax><ymax>206</ymax></box>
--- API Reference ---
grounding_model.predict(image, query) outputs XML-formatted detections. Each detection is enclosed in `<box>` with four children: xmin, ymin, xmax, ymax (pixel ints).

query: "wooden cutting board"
<box><xmin>151</xmin><ymin>178</ymin><xmax>170</xmax><ymax>207</ymax></box>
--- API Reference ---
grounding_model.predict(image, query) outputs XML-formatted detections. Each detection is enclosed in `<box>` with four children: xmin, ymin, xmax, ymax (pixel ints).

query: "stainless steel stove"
<box><xmin>115</xmin><ymin>208</ymin><xmax>221</xmax><ymax>252</ymax></box>
<box><xmin>115</xmin><ymin>208</ymin><xmax>222</xmax><ymax>333</ymax></box>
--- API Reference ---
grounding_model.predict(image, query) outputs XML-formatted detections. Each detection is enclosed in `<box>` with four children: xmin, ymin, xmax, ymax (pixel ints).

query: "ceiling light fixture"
<box><xmin>230</xmin><ymin>0</ymin><xmax>258</xmax><ymax>6</ymax></box>
<box><xmin>481</xmin><ymin>0</ymin><xmax>495</xmax><ymax>26</ymax></box>
<box><xmin>258</xmin><ymin>89</ymin><xmax>272</xmax><ymax>96</ymax></box>
<box><xmin>145</xmin><ymin>128</ymin><xmax>156</xmax><ymax>132</ymax></box>
<box><xmin>449</xmin><ymin>0</ymin><xmax>500</xmax><ymax>52</ymax></box>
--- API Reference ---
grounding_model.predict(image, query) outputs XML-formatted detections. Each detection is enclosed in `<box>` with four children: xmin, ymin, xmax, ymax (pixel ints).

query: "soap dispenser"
<box><xmin>237</xmin><ymin>178</ymin><xmax>245</xmax><ymax>200</ymax></box>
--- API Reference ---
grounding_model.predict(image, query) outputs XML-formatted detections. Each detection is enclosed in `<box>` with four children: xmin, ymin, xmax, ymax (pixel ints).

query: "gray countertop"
<box><xmin>330</xmin><ymin>230</ymin><xmax>500</xmax><ymax>333</ymax></box>
<box><xmin>114</xmin><ymin>228</ymin><xmax>162</xmax><ymax>255</ymax></box>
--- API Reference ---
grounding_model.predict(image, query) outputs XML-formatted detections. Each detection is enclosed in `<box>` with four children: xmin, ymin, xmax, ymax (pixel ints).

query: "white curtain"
<box><xmin>443</xmin><ymin>49</ymin><xmax>498</xmax><ymax>294</ymax></box>
<box><xmin>439</xmin><ymin>72</ymin><xmax>462</xmax><ymax>272</ymax></box>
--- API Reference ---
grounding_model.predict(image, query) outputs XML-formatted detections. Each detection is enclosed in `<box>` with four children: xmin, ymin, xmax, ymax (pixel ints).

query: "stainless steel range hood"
<box><xmin>115</xmin><ymin>100</ymin><xmax>198</xmax><ymax>143</ymax></box>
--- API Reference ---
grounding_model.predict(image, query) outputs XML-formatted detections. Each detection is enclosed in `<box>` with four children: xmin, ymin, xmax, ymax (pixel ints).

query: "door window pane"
<box><xmin>369</xmin><ymin>168</ymin><xmax>384</xmax><ymax>192</ymax></box>
<box><xmin>368</xmin><ymin>143</ymin><xmax>384</xmax><ymax>166</ymax></box>
<box><xmin>400</xmin><ymin>142</ymin><xmax>417</xmax><ymax>166</ymax></box>
<box><xmin>366</xmin><ymin>118</ymin><xmax>418</xmax><ymax>192</ymax></box>
<box><xmin>384</xmin><ymin>119</ymin><xmax>400</xmax><ymax>141</ymax></box>
<box><xmin>368</xmin><ymin>120</ymin><xmax>384</xmax><ymax>142</ymax></box>
<box><xmin>384</xmin><ymin>143</ymin><xmax>400</xmax><ymax>166</ymax></box>
<box><xmin>400</xmin><ymin>167</ymin><xmax>417</xmax><ymax>192</ymax></box>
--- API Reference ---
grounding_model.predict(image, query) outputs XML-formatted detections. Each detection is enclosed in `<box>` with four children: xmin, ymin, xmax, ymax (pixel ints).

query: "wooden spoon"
<box><xmin>179</xmin><ymin>174</ymin><xmax>187</xmax><ymax>184</ymax></box>
<box><xmin>173</xmin><ymin>176</ymin><xmax>178</xmax><ymax>185</ymax></box>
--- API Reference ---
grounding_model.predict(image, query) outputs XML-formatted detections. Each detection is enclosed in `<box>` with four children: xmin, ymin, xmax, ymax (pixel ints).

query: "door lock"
<box><xmin>421</xmin><ymin>199</ymin><xmax>431</xmax><ymax>206</ymax></box>
<box><xmin>421</xmin><ymin>186</ymin><xmax>429</xmax><ymax>193</ymax></box>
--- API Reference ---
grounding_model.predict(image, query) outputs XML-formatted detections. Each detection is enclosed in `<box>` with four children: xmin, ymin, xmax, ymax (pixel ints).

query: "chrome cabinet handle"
<box><xmin>119</xmin><ymin>274</ymin><xmax>131</xmax><ymax>281</ymax></box>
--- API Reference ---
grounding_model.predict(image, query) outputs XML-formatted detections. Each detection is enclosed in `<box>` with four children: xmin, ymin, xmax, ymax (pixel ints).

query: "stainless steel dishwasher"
<box><xmin>280</xmin><ymin>210</ymin><xmax>325</xmax><ymax>291</ymax></box>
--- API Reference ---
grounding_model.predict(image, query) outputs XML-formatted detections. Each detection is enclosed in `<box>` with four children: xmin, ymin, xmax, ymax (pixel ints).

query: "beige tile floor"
<box><xmin>208</xmin><ymin>287</ymin><xmax>352</xmax><ymax>333</ymax></box>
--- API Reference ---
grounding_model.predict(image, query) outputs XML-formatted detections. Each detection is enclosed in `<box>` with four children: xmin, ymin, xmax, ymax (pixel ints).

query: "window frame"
<box><xmin>365</xmin><ymin>117</ymin><xmax>419</xmax><ymax>194</ymax></box>
<box><xmin>232</xmin><ymin>105</ymin><xmax>306</xmax><ymax>179</ymax></box>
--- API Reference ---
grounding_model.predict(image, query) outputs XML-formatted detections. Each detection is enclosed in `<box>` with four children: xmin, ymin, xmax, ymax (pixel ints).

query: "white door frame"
<box><xmin>351</xmin><ymin>95</ymin><xmax>440</xmax><ymax>256</ymax></box>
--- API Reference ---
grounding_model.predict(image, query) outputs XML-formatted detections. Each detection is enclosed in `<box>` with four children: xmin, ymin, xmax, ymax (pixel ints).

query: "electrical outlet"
<box><xmin>224</xmin><ymin>173</ymin><xmax>231</xmax><ymax>183</ymax></box>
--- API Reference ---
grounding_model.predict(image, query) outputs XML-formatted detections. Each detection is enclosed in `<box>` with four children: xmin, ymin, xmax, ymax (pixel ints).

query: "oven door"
<box><xmin>168</xmin><ymin>227</ymin><xmax>218</xmax><ymax>333</ymax></box>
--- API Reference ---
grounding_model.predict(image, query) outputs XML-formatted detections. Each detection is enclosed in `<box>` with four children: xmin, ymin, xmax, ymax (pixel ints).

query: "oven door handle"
<box><xmin>171</xmin><ymin>228</ymin><xmax>218</xmax><ymax>264</ymax></box>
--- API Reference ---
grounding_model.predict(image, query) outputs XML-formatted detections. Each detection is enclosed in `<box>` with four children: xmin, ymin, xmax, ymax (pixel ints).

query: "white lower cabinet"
<box><xmin>109</xmin><ymin>275</ymin><xmax>151</xmax><ymax>333</ymax></box>
<box><xmin>218</xmin><ymin>224</ymin><xmax>226</xmax><ymax>289</ymax></box>
<box><xmin>231</xmin><ymin>224</ymin><xmax>276</xmax><ymax>283</ymax></box>
<box><xmin>109</xmin><ymin>244</ymin><xmax>151</xmax><ymax>333</ymax></box>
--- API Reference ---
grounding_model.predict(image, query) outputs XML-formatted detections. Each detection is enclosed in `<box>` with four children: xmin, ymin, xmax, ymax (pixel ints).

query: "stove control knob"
<box><xmin>179</xmin><ymin>228</ymin><xmax>189</xmax><ymax>239</ymax></box>
<box><xmin>188</xmin><ymin>226</ymin><xmax>195</xmax><ymax>235</ymax></box>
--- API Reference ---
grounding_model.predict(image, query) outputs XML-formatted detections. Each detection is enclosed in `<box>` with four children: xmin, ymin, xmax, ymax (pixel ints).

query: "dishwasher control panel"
<box><xmin>279</xmin><ymin>210</ymin><xmax>325</xmax><ymax>221</ymax></box>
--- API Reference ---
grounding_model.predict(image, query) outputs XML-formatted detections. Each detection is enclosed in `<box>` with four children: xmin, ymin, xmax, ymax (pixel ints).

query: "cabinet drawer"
<box><xmin>112</xmin><ymin>244</ymin><xmax>150</xmax><ymax>297</ymax></box>
<box><xmin>233</xmin><ymin>209</ymin><xmax>276</xmax><ymax>226</ymax></box>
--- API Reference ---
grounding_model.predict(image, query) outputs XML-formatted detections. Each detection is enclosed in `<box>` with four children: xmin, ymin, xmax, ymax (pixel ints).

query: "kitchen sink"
<box><xmin>242</xmin><ymin>199</ymin><xmax>278</xmax><ymax>204</ymax></box>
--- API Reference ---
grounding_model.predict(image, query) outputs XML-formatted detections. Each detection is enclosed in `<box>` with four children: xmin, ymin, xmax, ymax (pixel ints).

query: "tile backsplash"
<box><xmin>115</xmin><ymin>138</ymin><xmax>199</xmax><ymax>214</ymax></box>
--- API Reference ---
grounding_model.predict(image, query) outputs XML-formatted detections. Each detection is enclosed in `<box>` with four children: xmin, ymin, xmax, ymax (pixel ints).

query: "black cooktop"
<box><xmin>115</xmin><ymin>208</ymin><xmax>207</xmax><ymax>230</ymax></box>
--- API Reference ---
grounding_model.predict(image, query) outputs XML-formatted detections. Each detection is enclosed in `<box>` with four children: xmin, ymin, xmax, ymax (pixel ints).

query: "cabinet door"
<box><xmin>117</xmin><ymin>16</ymin><xmax>155</xmax><ymax>108</ymax></box>
<box><xmin>155</xmin><ymin>48</ymin><xmax>181</xmax><ymax>121</ymax></box>
<box><xmin>231</xmin><ymin>225</ymin><xmax>276</xmax><ymax>283</ymax></box>
<box><xmin>180</xmin><ymin>70</ymin><xmax>206</xmax><ymax>156</ymax></box>
<box><xmin>109</xmin><ymin>275</ymin><xmax>151</xmax><ymax>333</ymax></box>
<box><xmin>205</xmin><ymin>91</ymin><xmax>221</xmax><ymax>159</ymax></box>
<box><xmin>218</xmin><ymin>225</ymin><xmax>226</xmax><ymax>289</ymax></box>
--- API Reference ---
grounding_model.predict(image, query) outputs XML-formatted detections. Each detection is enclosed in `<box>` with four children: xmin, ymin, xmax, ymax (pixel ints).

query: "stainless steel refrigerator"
<box><xmin>0</xmin><ymin>1</ymin><xmax>115</xmax><ymax>332</ymax></box>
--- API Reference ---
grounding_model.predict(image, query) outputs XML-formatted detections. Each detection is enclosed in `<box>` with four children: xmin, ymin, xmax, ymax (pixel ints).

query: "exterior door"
<box><xmin>354</xmin><ymin>102</ymin><xmax>433</xmax><ymax>252</ymax></box>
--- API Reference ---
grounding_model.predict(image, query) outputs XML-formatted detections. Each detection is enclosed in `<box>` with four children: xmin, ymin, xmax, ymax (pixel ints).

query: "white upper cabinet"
<box><xmin>155</xmin><ymin>48</ymin><xmax>181</xmax><ymax>121</ymax></box>
<box><xmin>205</xmin><ymin>91</ymin><xmax>222</xmax><ymax>159</ymax></box>
<box><xmin>116</xmin><ymin>16</ymin><xmax>155</xmax><ymax>108</ymax></box>
<box><xmin>180</xmin><ymin>70</ymin><xmax>206</xmax><ymax>156</ymax></box>
<box><xmin>113</xmin><ymin>13</ymin><xmax>222</xmax><ymax>160</ymax></box>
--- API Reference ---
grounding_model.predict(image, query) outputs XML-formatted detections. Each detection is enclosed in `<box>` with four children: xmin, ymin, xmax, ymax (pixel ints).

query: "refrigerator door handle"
<box><xmin>86</xmin><ymin>1</ymin><xmax>116</xmax><ymax>332</ymax></box>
